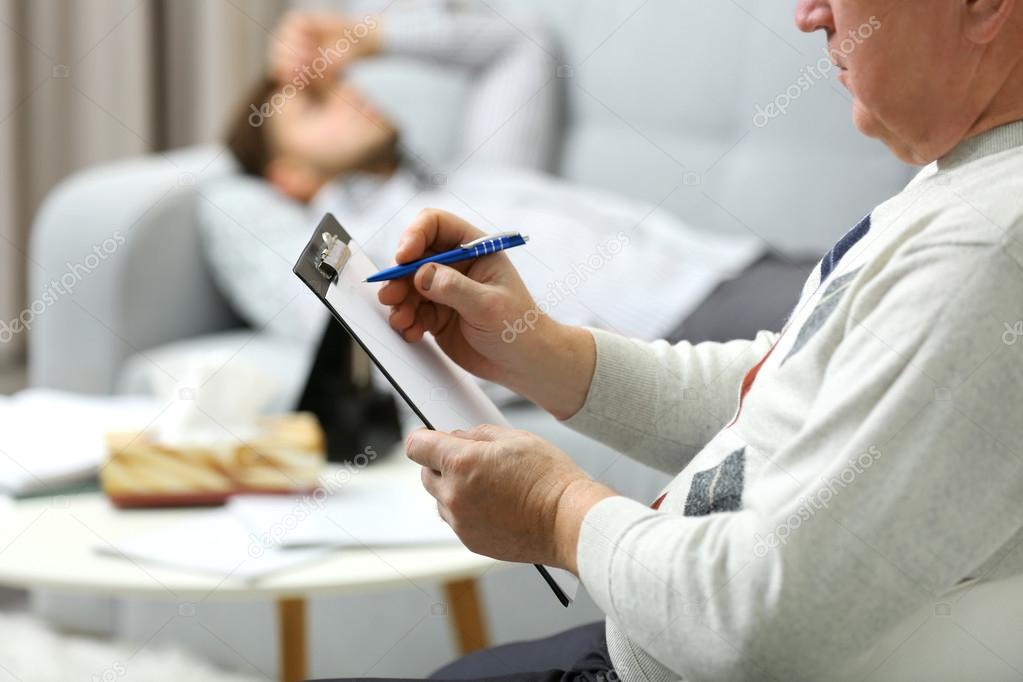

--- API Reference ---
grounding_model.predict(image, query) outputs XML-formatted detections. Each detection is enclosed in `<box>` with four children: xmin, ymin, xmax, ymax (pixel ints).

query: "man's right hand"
<box><xmin>378</xmin><ymin>209</ymin><xmax>596</xmax><ymax>420</ymax></box>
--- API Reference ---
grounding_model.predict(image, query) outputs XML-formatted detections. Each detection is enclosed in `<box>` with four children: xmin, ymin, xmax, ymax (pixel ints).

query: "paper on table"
<box><xmin>229</xmin><ymin>488</ymin><xmax>459</xmax><ymax>548</ymax></box>
<box><xmin>0</xmin><ymin>390</ymin><xmax>161</xmax><ymax>495</ymax></box>
<box><xmin>97</xmin><ymin>509</ymin><xmax>331</xmax><ymax>581</ymax></box>
<box><xmin>294</xmin><ymin>215</ymin><xmax>579</xmax><ymax>604</ymax></box>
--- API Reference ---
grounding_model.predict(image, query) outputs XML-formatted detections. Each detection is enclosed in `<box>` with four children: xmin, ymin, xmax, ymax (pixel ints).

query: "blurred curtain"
<box><xmin>159</xmin><ymin>0</ymin><xmax>288</xmax><ymax>146</ymax></box>
<box><xmin>0</xmin><ymin>1</ymin><xmax>24</xmax><ymax>366</ymax></box>
<box><xmin>0</xmin><ymin>0</ymin><xmax>286</xmax><ymax>367</ymax></box>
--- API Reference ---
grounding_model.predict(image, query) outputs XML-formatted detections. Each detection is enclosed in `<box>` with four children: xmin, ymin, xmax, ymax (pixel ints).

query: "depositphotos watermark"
<box><xmin>0</xmin><ymin>231</ymin><xmax>126</xmax><ymax>345</ymax></box>
<box><xmin>249</xmin><ymin>15</ymin><xmax>379</xmax><ymax>128</ymax></box>
<box><xmin>1002</xmin><ymin>321</ymin><xmax>1023</xmax><ymax>345</ymax></box>
<box><xmin>753</xmin><ymin>16</ymin><xmax>882</xmax><ymax>128</ymax></box>
<box><xmin>501</xmin><ymin>231</ymin><xmax>631</xmax><ymax>344</ymax></box>
<box><xmin>752</xmin><ymin>445</ymin><xmax>882</xmax><ymax>557</ymax></box>
<box><xmin>90</xmin><ymin>661</ymin><xmax>126</xmax><ymax>682</ymax></box>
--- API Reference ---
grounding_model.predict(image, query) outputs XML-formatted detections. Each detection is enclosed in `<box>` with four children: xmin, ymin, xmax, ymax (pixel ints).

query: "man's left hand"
<box><xmin>405</xmin><ymin>425</ymin><xmax>616</xmax><ymax>575</ymax></box>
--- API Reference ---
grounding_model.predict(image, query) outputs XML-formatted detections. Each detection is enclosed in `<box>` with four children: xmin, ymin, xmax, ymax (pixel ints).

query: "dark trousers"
<box><xmin>309</xmin><ymin>622</ymin><xmax>614</xmax><ymax>682</ymax></box>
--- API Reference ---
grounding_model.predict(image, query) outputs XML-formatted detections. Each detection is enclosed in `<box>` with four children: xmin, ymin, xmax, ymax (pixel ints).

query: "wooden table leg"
<box><xmin>277</xmin><ymin>597</ymin><xmax>308</xmax><ymax>682</ymax></box>
<box><xmin>443</xmin><ymin>578</ymin><xmax>489</xmax><ymax>655</ymax></box>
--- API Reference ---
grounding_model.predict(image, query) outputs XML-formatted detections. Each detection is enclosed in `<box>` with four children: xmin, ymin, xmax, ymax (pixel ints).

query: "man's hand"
<box><xmin>268</xmin><ymin>12</ymin><xmax>381</xmax><ymax>84</ymax></box>
<box><xmin>379</xmin><ymin>209</ymin><xmax>539</xmax><ymax>379</ymax></box>
<box><xmin>406</xmin><ymin>424</ymin><xmax>616</xmax><ymax>574</ymax></box>
<box><xmin>378</xmin><ymin>209</ymin><xmax>596</xmax><ymax>420</ymax></box>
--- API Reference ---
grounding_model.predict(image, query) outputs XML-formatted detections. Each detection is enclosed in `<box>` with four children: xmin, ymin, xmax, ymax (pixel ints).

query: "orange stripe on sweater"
<box><xmin>727</xmin><ymin>343</ymin><xmax>778</xmax><ymax>429</ymax></box>
<box><xmin>651</xmin><ymin>340</ymin><xmax>780</xmax><ymax>508</ymax></box>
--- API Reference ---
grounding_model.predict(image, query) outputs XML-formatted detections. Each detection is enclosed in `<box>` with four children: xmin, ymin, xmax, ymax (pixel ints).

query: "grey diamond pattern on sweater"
<box><xmin>684</xmin><ymin>448</ymin><xmax>746</xmax><ymax>516</ymax></box>
<box><xmin>781</xmin><ymin>267</ymin><xmax>863</xmax><ymax>367</ymax></box>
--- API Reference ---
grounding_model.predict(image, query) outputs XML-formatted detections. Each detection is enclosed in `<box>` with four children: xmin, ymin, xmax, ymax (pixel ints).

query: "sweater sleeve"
<box><xmin>575</xmin><ymin>244</ymin><xmax>1023</xmax><ymax>681</ymax></box>
<box><xmin>563</xmin><ymin>328</ymin><xmax>778</xmax><ymax>474</ymax></box>
<box><xmin>382</xmin><ymin>10</ymin><xmax>558</xmax><ymax>171</ymax></box>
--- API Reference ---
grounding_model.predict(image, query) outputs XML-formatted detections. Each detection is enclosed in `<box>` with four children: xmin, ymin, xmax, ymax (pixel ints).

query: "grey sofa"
<box><xmin>39</xmin><ymin>2</ymin><xmax>1020</xmax><ymax>680</ymax></box>
<box><xmin>29</xmin><ymin>3</ymin><xmax>915</xmax><ymax>396</ymax></box>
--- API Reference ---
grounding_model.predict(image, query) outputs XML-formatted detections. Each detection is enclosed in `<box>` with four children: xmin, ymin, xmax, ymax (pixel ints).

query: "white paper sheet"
<box><xmin>326</xmin><ymin>239</ymin><xmax>509</xmax><ymax>433</ymax></box>
<box><xmin>97</xmin><ymin>510</ymin><xmax>331</xmax><ymax>581</ymax></box>
<box><xmin>229</xmin><ymin>488</ymin><xmax>459</xmax><ymax>548</ymax></box>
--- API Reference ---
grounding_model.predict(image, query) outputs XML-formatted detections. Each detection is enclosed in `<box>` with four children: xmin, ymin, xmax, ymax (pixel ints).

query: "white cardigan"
<box><xmin>568</xmin><ymin>120</ymin><xmax>1023</xmax><ymax>682</ymax></box>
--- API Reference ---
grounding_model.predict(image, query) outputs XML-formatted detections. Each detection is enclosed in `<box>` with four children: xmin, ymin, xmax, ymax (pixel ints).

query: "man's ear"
<box><xmin>265</xmin><ymin>157</ymin><xmax>326</xmax><ymax>203</ymax></box>
<box><xmin>963</xmin><ymin>0</ymin><xmax>1016</xmax><ymax>44</ymax></box>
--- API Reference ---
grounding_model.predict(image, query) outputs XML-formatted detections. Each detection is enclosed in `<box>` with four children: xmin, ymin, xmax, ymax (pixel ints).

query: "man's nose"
<box><xmin>795</xmin><ymin>0</ymin><xmax>835</xmax><ymax>34</ymax></box>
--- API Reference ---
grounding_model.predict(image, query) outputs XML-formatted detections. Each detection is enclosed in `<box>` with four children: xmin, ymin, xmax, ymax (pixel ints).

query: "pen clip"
<box><xmin>459</xmin><ymin>231</ymin><xmax>526</xmax><ymax>249</ymax></box>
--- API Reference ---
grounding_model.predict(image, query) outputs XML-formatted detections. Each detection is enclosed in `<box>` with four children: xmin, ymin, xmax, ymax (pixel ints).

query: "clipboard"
<box><xmin>294</xmin><ymin>213</ymin><xmax>577</xmax><ymax>607</ymax></box>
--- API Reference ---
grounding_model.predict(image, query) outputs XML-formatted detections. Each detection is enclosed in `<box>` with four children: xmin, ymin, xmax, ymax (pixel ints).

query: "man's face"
<box><xmin>270</xmin><ymin>79</ymin><xmax>398</xmax><ymax>178</ymax></box>
<box><xmin>796</xmin><ymin>0</ymin><xmax>977</xmax><ymax>163</ymax></box>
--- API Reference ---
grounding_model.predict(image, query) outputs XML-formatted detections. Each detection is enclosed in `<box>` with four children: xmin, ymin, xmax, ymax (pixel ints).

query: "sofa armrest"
<box><xmin>28</xmin><ymin>146</ymin><xmax>242</xmax><ymax>394</ymax></box>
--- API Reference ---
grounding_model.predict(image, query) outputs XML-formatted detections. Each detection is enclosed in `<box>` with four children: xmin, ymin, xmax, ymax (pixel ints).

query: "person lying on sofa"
<box><xmin>224</xmin><ymin>9</ymin><xmax>815</xmax><ymax>351</ymax></box>
<box><xmin>319</xmin><ymin>0</ymin><xmax>1023</xmax><ymax>679</ymax></box>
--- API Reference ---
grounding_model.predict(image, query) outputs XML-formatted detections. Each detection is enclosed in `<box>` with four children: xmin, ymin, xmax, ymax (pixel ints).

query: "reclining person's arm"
<box><xmin>381</xmin><ymin>11</ymin><xmax>558</xmax><ymax>170</ymax></box>
<box><xmin>569</xmin><ymin>245</ymin><xmax>1023</xmax><ymax>680</ymax></box>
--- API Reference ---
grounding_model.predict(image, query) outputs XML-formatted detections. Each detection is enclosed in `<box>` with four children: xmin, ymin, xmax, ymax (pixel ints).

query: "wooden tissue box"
<box><xmin>101</xmin><ymin>413</ymin><xmax>326</xmax><ymax>508</ymax></box>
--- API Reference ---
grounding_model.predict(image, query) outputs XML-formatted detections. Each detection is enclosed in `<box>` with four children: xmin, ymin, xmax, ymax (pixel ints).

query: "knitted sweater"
<box><xmin>567</xmin><ymin>120</ymin><xmax>1023</xmax><ymax>682</ymax></box>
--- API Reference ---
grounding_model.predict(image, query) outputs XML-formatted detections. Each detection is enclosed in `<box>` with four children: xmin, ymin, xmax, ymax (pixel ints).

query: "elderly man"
<box><xmin>319</xmin><ymin>0</ymin><xmax>1023</xmax><ymax>680</ymax></box>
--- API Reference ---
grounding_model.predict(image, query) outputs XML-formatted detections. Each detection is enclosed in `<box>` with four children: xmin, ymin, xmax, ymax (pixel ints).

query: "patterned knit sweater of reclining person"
<box><xmin>565</xmin><ymin>120</ymin><xmax>1023</xmax><ymax>682</ymax></box>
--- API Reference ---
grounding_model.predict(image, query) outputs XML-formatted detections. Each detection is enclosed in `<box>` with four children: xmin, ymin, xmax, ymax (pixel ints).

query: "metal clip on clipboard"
<box><xmin>293</xmin><ymin>215</ymin><xmax>355</xmax><ymax>300</ymax></box>
<box><xmin>316</xmin><ymin>231</ymin><xmax>351</xmax><ymax>282</ymax></box>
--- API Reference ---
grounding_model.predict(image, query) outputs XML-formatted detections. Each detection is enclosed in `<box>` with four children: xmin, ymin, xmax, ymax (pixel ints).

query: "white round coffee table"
<box><xmin>0</xmin><ymin>454</ymin><xmax>500</xmax><ymax>682</ymax></box>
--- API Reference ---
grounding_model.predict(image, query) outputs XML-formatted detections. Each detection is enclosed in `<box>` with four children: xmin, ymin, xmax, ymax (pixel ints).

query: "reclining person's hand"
<box><xmin>268</xmin><ymin>12</ymin><xmax>380</xmax><ymax>83</ymax></box>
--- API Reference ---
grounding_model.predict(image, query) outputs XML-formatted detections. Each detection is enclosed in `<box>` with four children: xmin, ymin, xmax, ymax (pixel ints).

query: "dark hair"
<box><xmin>225</xmin><ymin>78</ymin><xmax>280</xmax><ymax>177</ymax></box>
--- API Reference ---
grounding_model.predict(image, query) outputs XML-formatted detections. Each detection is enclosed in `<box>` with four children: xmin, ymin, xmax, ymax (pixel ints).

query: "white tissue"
<box><xmin>150</xmin><ymin>359</ymin><xmax>280</xmax><ymax>447</ymax></box>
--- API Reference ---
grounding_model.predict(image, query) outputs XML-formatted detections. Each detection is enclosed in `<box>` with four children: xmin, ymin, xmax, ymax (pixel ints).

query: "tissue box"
<box><xmin>101</xmin><ymin>413</ymin><xmax>326</xmax><ymax>508</ymax></box>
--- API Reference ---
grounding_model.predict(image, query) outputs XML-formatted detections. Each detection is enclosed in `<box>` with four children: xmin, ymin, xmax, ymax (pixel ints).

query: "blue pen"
<box><xmin>365</xmin><ymin>231</ymin><xmax>529</xmax><ymax>283</ymax></box>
